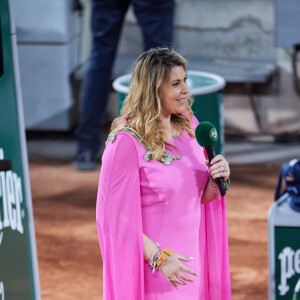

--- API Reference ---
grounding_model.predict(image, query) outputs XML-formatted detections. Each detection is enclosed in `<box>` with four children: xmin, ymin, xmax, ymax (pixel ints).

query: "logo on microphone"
<box><xmin>209</xmin><ymin>128</ymin><xmax>218</xmax><ymax>142</ymax></box>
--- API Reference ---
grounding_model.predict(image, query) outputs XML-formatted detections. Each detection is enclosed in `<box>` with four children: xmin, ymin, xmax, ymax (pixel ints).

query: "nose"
<box><xmin>182</xmin><ymin>81</ymin><xmax>189</xmax><ymax>94</ymax></box>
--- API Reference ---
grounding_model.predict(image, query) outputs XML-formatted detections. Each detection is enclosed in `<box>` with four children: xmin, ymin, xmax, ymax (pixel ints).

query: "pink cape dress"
<box><xmin>96</xmin><ymin>115</ymin><xmax>231</xmax><ymax>299</ymax></box>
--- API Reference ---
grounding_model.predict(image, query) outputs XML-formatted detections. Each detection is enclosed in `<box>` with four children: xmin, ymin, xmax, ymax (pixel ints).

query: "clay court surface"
<box><xmin>29</xmin><ymin>162</ymin><xmax>280</xmax><ymax>300</ymax></box>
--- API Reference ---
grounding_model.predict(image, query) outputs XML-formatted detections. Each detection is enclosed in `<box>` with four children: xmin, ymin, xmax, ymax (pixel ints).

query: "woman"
<box><xmin>96</xmin><ymin>48</ymin><xmax>231</xmax><ymax>299</ymax></box>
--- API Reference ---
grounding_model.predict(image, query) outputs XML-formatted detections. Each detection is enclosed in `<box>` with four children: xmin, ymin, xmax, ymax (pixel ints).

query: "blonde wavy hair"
<box><xmin>112</xmin><ymin>48</ymin><xmax>195</xmax><ymax>160</ymax></box>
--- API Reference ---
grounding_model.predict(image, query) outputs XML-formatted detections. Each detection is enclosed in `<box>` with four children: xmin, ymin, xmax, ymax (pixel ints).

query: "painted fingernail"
<box><xmin>189</xmin><ymin>257</ymin><xmax>194</xmax><ymax>259</ymax></box>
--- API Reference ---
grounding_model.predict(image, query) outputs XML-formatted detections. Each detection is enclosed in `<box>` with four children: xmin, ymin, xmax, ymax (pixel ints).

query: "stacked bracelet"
<box><xmin>148</xmin><ymin>243</ymin><xmax>173</xmax><ymax>274</ymax></box>
<box><xmin>148</xmin><ymin>242</ymin><xmax>160</xmax><ymax>274</ymax></box>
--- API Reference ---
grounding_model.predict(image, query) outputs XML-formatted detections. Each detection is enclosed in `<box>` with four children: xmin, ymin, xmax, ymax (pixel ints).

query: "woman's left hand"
<box><xmin>205</xmin><ymin>154</ymin><xmax>230</xmax><ymax>181</ymax></box>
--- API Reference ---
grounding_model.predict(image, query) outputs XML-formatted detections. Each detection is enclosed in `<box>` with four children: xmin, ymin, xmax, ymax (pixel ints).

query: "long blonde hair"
<box><xmin>112</xmin><ymin>48</ymin><xmax>195</xmax><ymax>160</ymax></box>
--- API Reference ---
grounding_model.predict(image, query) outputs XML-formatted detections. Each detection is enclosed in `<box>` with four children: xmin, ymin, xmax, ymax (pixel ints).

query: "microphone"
<box><xmin>195</xmin><ymin>121</ymin><xmax>226</xmax><ymax>196</ymax></box>
<box><xmin>0</xmin><ymin>159</ymin><xmax>12</xmax><ymax>172</ymax></box>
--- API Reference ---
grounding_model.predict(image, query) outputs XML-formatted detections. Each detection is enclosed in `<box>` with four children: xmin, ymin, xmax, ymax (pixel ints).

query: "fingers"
<box><xmin>169</xmin><ymin>268</ymin><xmax>197</xmax><ymax>289</ymax></box>
<box><xmin>180</xmin><ymin>264</ymin><xmax>198</xmax><ymax>276</ymax></box>
<box><xmin>211</xmin><ymin>167</ymin><xmax>230</xmax><ymax>180</ymax></box>
<box><xmin>168</xmin><ymin>277</ymin><xmax>184</xmax><ymax>289</ymax></box>
<box><xmin>170</xmin><ymin>280</ymin><xmax>178</xmax><ymax>289</ymax></box>
<box><xmin>177</xmin><ymin>271</ymin><xmax>193</xmax><ymax>282</ymax></box>
<box><xmin>209</xmin><ymin>155</ymin><xmax>230</xmax><ymax>180</ymax></box>
<box><xmin>210</xmin><ymin>154</ymin><xmax>224</xmax><ymax>165</ymax></box>
<box><xmin>172</xmin><ymin>277</ymin><xmax>186</xmax><ymax>286</ymax></box>
<box><xmin>175</xmin><ymin>253</ymin><xmax>198</xmax><ymax>276</ymax></box>
<box><xmin>163</xmin><ymin>252</ymin><xmax>198</xmax><ymax>289</ymax></box>
<box><xmin>169</xmin><ymin>272</ymin><xmax>193</xmax><ymax>289</ymax></box>
<box><xmin>176</xmin><ymin>253</ymin><xmax>194</xmax><ymax>262</ymax></box>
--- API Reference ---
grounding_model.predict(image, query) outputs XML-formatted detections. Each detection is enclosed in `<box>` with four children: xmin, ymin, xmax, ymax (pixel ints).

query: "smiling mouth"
<box><xmin>176</xmin><ymin>99</ymin><xmax>186</xmax><ymax>103</ymax></box>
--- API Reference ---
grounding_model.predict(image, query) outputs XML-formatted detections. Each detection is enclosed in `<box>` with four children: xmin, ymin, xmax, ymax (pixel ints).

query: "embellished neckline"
<box><xmin>106</xmin><ymin>125</ymin><xmax>182</xmax><ymax>165</ymax></box>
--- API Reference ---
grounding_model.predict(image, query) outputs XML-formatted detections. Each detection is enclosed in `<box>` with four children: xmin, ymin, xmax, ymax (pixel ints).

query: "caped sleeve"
<box><xmin>96</xmin><ymin>133</ymin><xmax>144</xmax><ymax>300</ymax></box>
<box><xmin>200</xmin><ymin>197</ymin><xmax>231</xmax><ymax>299</ymax></box>
<box><xmin>197</xmin><ymin>117</ymin><xmax>231</xmax><ymax>299</ymax></box>
<box><xmin>191</xmin><ymin>115</ymin><xmax>231</xmax><ymax>298</ymax></box>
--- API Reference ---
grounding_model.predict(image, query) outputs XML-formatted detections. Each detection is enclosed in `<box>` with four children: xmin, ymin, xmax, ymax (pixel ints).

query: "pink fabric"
<box><xmin>96</xmin><ymin>115</ymin><xmax>231</xmax><ymax>299</ymax></box>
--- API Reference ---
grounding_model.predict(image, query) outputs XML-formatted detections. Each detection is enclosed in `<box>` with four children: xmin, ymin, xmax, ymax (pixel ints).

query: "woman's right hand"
<box><xmin>158</xmin><ymin>252</ymin><xmax>198</xmax><ymax>288</ymax></box>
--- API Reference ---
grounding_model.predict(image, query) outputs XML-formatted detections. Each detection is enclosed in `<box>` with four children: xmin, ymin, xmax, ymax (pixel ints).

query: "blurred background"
<box><xmin>10</xmin><ymin>0</ymin><xmax>300</xmax><ymax>164</ymax></box>
<box><xmin>5</xmin><ymin>0</ymin><xmax>300</xmax><ymax>299</ymax></box>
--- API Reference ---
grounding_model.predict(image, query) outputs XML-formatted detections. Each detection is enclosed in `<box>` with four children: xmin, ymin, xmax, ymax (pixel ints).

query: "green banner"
<box><xmin>275</xmin><ymin>226</ymin><xmax>300</xmax><ymax>299</ymax></box>
<box><xmin>0</xmin><ymin>0</ymin><xmax>40</xmax><ymax>299</ymax></box>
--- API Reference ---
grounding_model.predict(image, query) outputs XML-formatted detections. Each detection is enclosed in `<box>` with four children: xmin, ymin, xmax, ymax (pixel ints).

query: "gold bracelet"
<box><xmin>155</xmin><ymin>249</ymin><xmax>173</xmax><ymax>268</ymax></box>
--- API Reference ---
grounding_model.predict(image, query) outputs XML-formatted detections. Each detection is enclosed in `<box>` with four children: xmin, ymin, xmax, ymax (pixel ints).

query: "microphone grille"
<box><xmin>195</xmin><ymin>121</ymin><xmax>218</xmax><ymax>147</ymax></box>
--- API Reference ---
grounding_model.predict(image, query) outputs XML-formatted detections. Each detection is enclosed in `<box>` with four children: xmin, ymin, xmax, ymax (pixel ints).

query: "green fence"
<box><xmin>0</xmin><ymin>0</ymin><xmax>40</xmax><ymax>299</ymax></box>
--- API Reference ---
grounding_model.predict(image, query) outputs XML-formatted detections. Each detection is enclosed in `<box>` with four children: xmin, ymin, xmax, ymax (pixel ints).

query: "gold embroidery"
<box><xmin>105</xmin><ymin>125</ymin><xmax>182</xmax><ymax>165</ymax></box>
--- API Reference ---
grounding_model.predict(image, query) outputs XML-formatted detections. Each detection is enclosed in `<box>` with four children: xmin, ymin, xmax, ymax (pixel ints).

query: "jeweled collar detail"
<box><xmin>106</xmin><ymin>125</ymin><xmax>182</xmax><ymax>165</ymax></box>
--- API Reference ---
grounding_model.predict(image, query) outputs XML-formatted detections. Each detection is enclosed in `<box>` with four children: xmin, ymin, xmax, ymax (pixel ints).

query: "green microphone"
<box><xmin>195</xmin><ymin>121</ymin><xmax>226</xmax><ymax>196</ymax></box>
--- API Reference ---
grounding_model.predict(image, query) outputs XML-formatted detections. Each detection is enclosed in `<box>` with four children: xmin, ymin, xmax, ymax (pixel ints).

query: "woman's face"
<box><xmin>160</xmin><ymin>66</ymin><xmax>189</xmax><ymax>118</ymax></box>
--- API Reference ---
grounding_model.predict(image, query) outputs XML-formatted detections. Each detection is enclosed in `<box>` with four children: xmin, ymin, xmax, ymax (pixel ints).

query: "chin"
<box><xmin>174</xmin><ymin>107</ymin><xmax>186</xmax><ymax>115</ymax></box>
